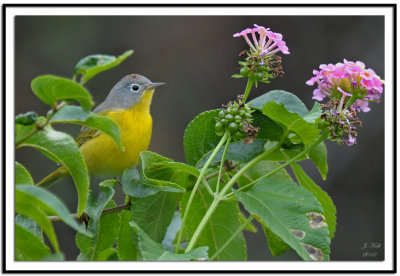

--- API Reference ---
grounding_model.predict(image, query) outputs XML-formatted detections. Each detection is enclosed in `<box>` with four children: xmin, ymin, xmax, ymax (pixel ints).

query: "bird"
<box><xmin>37</xmin><ymin>74</ymin><xmax>165</xmax><ymax>187</ymax></box>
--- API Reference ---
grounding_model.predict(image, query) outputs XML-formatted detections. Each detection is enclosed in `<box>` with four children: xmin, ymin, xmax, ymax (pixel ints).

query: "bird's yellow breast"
<box><xmin>80</xmin><ymin>91</ymin><xmax>153</xmax><ymax>177</ymax></box>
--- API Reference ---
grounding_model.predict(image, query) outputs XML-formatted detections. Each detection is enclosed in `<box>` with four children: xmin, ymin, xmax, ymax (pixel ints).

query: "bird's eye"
<box><xmin>131</xmin><ymin>84</ymin><xmax>140</xmax><ymax>92</ymax></box>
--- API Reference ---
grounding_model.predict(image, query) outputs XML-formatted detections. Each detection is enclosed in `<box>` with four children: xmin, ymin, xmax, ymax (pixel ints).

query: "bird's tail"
<box><xmin>36</xmin><ymin>166</ymin><xmax>69</xmax><ymax>187</ymax></box>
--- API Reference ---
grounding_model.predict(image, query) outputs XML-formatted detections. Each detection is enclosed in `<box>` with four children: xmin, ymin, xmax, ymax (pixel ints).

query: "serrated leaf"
<box><xmin>117</xmin><ymin>210</ymin><xmax>139</xmax><ymax>260</ymax></box>
<box><xmin>16</xmin><ymin>185</ymin><xmax>90</xmax><ymax>237</ymax></box>
<box><xmin>140</xmin><ymin>151</ymin><xmax>195</xmax><ymax>192</ymax></box>
<box><xmin>50</xmin><ymin>105</ymin><xmax>124</xmax><ymax>151</ymax></box>
<box><xmin>262</xmin><ymin>101</ymin><xmax>320</xmax><ymax>145</ymax></box>
<box><xmin>162</xmin><ymin>211</ymin><xmax>182</xmax><ymax>251</ymax></box>
<box><xmin>31</xmin><ymin>75</ymin><xmax>93</xmax><ymax>110</ymax></box>
<box><xmin>250</xmin><ymin>90</ymin><xmax>309</xmax><ymax>116</ymax></box>
<box><xmin>74</xmin><ymin>50</ymin><xmax>133</xmax><ymax>83</ymax></box>
<box><xmin>75</xmin><ymin>180</ymin><xmax>120</xmax><ymax>261</ymax></box>
<box><xmin>239</xmin><ymin>211</ymin><xmax>258</xmax><ymax>233</ymax></box>
<box><xmin>15</xmin><ymin>162</ymin><xmax>34</xmax><ymax>185</ymax></box>
<box><xmin>291</xmin><ymin>163</ymin><xmax>336</xmax><ymax>239</ymax></box>
<box><xmin>262</xmin><ymin>223</ymin><xmax>291</xmax><ymax>257</ymax></box>
<box><xmin>15</xmin><ymin>223</ymin><xmax>51</xmax><ymax>261</ymax></box>
<box><xmin>16</xmin><ymin>121</ymin><xmax>89</xmax><ymax>216</ymax></box>
<box><xmin>183</xmin><ymin>109</ymin><xmax>221</xmax><ymax>167</ymax></box>
<box><xmin>130</xmin><ymin>221</ymin><xmax>208</xmax><ymax>261</ymax></box>
<box><xmin>180</xmin><ymin>183</ymin><xmax>247</xmax><ymax>260</ymax></box>
<box><xmin>131</xmin><ymin>191</ymin><xmax>181</xmax><ymax>244</ymax></box>
<box><xmin>234</xmin><ymin>178</ymin><xmax>331</xmax><ymax>261</ymax></box>
<box><xmin>122</xmin><ymin>167</ymin><xmax>158</xmax><ymax>198</ymax></box>
<box><xmin>303</xmin><ymin>102</ymin><xmax>322</xmax><ymax>123</ymax></box>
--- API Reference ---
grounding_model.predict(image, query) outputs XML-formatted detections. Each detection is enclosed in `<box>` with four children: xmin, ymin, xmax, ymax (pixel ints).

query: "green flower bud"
<box><xmin>234</xmin><ymin>115</ymin><xmax>242</xmax><ymax>123</ymax></box>
<box><xmin>220</xmin><ymin>118</ymin><xmax>227</xmax><ymax>125</ymax></box>
<box><xmin>231</xmin><ymin>107</ymin><xmax>238</xmax><ymax>115</ymax></box>
<box><xmin>239</xmin><ymin>109</ymin><xmax>246</xmax><ymax>116</ymax></box>
<box><xmin>228</xmin><ymin>122</ymin><xmax>238</xmax><ymax>132</ymax></box>
<box><xmin>225</xmin><ymin>114</ymin><xmax>234</xmax><ymax>122</ymax></box>
<box><xmin>219</xmin><ymin>110</ymin><xmax>226</xmax><ymax>118</ymax></box>
<box><xmin>215</xmin><ymin>122</ymin><xmax>224</xmax><ymax>132</ymax></box>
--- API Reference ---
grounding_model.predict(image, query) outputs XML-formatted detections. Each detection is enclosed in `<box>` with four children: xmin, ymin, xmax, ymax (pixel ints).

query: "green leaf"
<box><xmin>42</xmin><ymin>253</ymin><xmax>65</xmax><ymax>261</ymax></box>
<box><xmin>131</xmin><ymin>191</ymin><xmax>181</xmax><ymax>244</ymax></box>
<box><xmin>75</xmin><ymin>180</ymin><xmax>120</xmax><ymax>261</ymax></box>
<box><xmin>309</xmin><ymin>142</ymin><xmax>328</xmax><ymax>180</ymax></box>
<box><xmin>239</xmin><ymin>212</ymin><xmax>258</xmax><ymax>233</ymax></box>
<box><xmin>16</xmin><ymin>185</ymin><xmax>90</xmax><ymax>237</ymax></box>
<box><xmin>262</xmin><ymin>224</ymin><xmax>291</xmax><ymax>257</ymax></box>
<box><xmin>15</xmin><ymin>111</ymin><xmax>38</xmax><ymax>126</ymax></box>
<box><xmin>15</xmin><ymin>214</ymin><xmax>42</xmax><ymax>239</ymax></box>
<box><xmin>50</xmin><ymin>105</ymin><xmax>124</xmax><ymax>151</ymax></box>
<box><xmin>96</xmin><ymin>248</ymin><xmax>119</xmax><ymax>261</ymax></box>
<box><xmin>74</xmin><ymin>50</ymin><xmax>133</xmax><ymax>84</ymax></box>
<box><xmin>183</xmin><ymin>109</ymin><xmax>221</xmax><ymax>167</ymax></box>
<box><xmin>162</xmin><ymin>211</ymin><xmax>182</xmax><ymax>251</ymax></box>
<box><xmin>262</xmin><ymin>101</ymin><xmax>320</xmax><ymax>145</ymax></box>
<box><xmin>234</xmin><ymin>178</ymin><xmax>331</xmax><ymax>261</ymax></box>
<box><xmin>291</xmin><ymin>163</ymin><xmax>336</xmax><ymax>239</ymax></box>
<box><xmin>117</xmin><ymin>210</ymin><xmax>139</xmax><ymax>260</ymax></box>
<box><xmin>130</xmin><ymin>222</ymin><xmax>208</xmax><ymax>261</ymax></box>
<box><xmin>122</xmin><ymin>167</ymin><xmax>158</xmax><ymax>198</ymax></box>
<box><xmin>235</xmin><ymin>160</ymin><xmax>292</xmax><ymax>189</ymax></box>
<box><xmin>303</xmin><ymin>102</ymin><xmax>322</xmax><ymax>123</ymax></box>
<box><xmin>140</xmin><ymin>151</ymin><xmax>196</xmax><ymax>192</ymax></box>
<box><xmin>180</xmin><ymin>184</ymin><xmax>247</xmax><ymax>260</ymax></box>
<box><xmin>250</xmin><ymin>90</ymin><xmax>309</xmax><ymax>116</ymax></box>
<box><xmin>16</xmin><ymin>121</ymin><xmax>89</xmax><ymax>216</ymax></box>
<box><xmin>15</xmin><ymin>162</ymin><xmax>34</xmax><ymax>185</ymax></box>
<box><xmin>16</xmin><ymin>202</ymin><xmax>59</xmax><ymax>252</ymax></box>
<box><xmin>31</xmin><ymin>75</ymin><xmax>93</xmax><ymax>110</ymax></box>
<box><xmin>15</xmin><ymin>223</ymin><xmax>51</xmax><ymax>261</ymax></box>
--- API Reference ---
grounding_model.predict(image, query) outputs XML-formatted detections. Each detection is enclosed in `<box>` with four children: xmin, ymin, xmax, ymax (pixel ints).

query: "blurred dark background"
<box><xmin>15</xmin><ymin>16</ymin><xmax>384</xmax><ymax>261</ymax></box>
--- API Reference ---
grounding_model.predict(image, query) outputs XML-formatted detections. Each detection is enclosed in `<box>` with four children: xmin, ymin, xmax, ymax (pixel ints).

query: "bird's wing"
<box><xmin>76</xmin><ymin>109</ymin><xmax>111</xmax><ymax>147</ymax></box>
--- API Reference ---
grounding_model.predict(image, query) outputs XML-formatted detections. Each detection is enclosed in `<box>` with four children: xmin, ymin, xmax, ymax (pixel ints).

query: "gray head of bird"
<box><xmin>94</xmin><ymin>74</ymin><xmax>165</xmax><ymax>112</ymax></box>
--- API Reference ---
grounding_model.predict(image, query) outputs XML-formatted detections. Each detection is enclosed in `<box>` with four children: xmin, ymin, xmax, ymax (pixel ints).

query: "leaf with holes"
<box><xmin>291</xmin><ymin>163</ymin><xmax>336</xmax><ymax>239</ymax></box>
<box><xmin>234</xmin><ymin>178</ymin><xmax>331</xmax><ymax>261</ymax></box>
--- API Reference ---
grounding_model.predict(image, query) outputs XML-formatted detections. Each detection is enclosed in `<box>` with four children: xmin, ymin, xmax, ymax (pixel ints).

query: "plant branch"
<box><xmin>175</xmin><ymin>131</ymin><xmax>229</xmax><ymax>253</ymax></box>
<box><xmin>209</xmin><ymin>215</ymin><xmax>255</xmax><ymax>260</ymax></box>
<box><xmin>185</xmin><ymin>141</ymin><xmax>280</xmax><ymax>252</ymax></box>
<box><xmin>46</xmin><ymin>202</ymin><xmax>131</xmax><ymax>222</ymax></box>
<box><xmin>242</xmin><ymin>78</ymin><xmax>255</xmax><ymax>102</ymax></box>
<box><xmin>216</xmin><ymin>136</ymin><xmax>231</xmax><ymax>194</ymax></box>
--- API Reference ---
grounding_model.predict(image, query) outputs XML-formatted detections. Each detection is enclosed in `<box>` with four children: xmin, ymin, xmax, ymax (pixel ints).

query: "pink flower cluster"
<box><xmin>233</xmin><ymin>24</ymin><xmax>290</xmax><ymax>56</ymax></box>
<box><xmin>306</xmin><ymin>59</ymin><xmax>384</xmax><ymax>112</ymax></box>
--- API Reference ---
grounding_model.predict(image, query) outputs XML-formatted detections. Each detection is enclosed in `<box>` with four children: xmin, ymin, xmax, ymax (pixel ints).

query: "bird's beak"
<box><xmin>148</xmin><ymin>82</ymin><xmax>166</xmax><ymax>88</ymax></box>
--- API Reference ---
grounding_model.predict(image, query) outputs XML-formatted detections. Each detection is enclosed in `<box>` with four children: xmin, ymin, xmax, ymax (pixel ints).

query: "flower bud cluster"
<box><xmin>318</xmin><ymin>100</ymin><xmax>361</xmax><ymax>146</ymax></box>
<box><xmin>215</xmin><ymin>96</ymin><xmax>257</xmax><ymax>142</ymax></box>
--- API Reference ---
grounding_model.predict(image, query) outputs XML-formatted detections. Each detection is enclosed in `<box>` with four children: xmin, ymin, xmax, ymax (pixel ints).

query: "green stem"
<box><xmin>185</xmin><ymin>141</ymin><xmax>280</xmax><ymax>252</ymax></box>
<box><xmin>227</xmin><ymin>133</ymin><xmax>327</xmax><ymax>197</ymax></box>
<box><xmin>201</xmin><ymin>177</ymin><xmax>215</xmax><ymax>197</ymax></box>
<box><xmin>209</xmin><ymin>215</ymin><xmax>255</xmax><ymax>260</ymax></box>
<box><xmin>216</xmin><ymin>136</ymin><xmax>231</xmax><ymax>194</ymax></box>
<box><xmin>174</xmin><ymin>131</ymin><xmax>229</xmax><ymax>253</ymax></box>
<box><xmin>242</xmin><ymin>78</ymin><xmax>254</xmax><ymax>102</ymax></box>
<box><xmin>15</xmin><ymin>101</ymin><xmax>67</xmax><ymax>148</ymax></box>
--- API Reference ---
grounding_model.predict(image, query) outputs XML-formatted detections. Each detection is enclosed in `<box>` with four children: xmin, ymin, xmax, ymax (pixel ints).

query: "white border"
<box><xmin>4</xmin><ymin>4</ymin><xmax>395</xmax><ymax>272</ymax></box>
